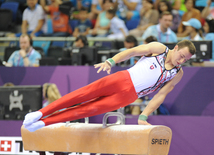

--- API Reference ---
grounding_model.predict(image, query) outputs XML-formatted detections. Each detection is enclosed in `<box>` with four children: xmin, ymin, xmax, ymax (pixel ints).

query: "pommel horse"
<box><xmin>21</xmin><ymin>112</ymin><xmax>172</xmax><ymax>155</ymax></box>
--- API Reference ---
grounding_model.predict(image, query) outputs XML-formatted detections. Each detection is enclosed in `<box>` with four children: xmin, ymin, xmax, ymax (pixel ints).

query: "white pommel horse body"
<box><xmin>21</xmin><ymin>112</ymin><xmax>172</xmax><ymax>155</ymax></box>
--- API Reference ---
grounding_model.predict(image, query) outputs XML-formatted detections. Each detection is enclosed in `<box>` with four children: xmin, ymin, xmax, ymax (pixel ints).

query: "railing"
<box><xmin>0</xmin><ymin>36</ymin><xmax>184</xmax><ymax>42</ymax></box>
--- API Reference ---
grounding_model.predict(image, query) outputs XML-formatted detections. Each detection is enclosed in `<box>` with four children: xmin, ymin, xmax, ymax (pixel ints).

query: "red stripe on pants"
<box><xmin>39</xmin><ymin>70</ymin><xmax>138</xmax><ymax>126</ymax></box>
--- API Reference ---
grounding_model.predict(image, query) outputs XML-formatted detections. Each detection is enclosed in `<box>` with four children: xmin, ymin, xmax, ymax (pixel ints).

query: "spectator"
<box><xmin>42</xmin><ymin>83</ymin><xmax>61</xmax><ymax>108</ymax></box>
<box><xmin>77</xmin><ymin>0</ymin><xmax>92</xmax><ymax>12</ymax></box>
<box><xmin>3</xmin><ymin>82</ymin><xmax>15</xmax><ymax>87</ymax></box>
<box><xmin>129</xmin><ymin>0</ymin><xmax>159</xmax><ymax>37</ymax></box>
<box><xmin>203</xmin><ymin>19</ymin><xmax>214</xmax><ymax>60</ymax></box>
<box><xmin>114</xmin><ymin>0</ymin><xmax>140</xmax><ymax>21</ymax></box>
<box><xmin>16</xmin><ymin>0</ymin><xmax>47</xmax><ymax>37</ymax></box>
<box><xmin>142</xmin><ymin>11</ymin><xmax>178</xmax><ymax>43</ymax></box>
<box><xmin>73</xmin><ymin>7</ymin><xmax>92</xmax><ymax>37</ymax></box>
<box><xmin>89</xmin><ymin>0</ymin><xmax>114</xmax><ymax>37</ymax></box>
<box><xmin>194</xmin><ymin>0</ymin><xmax>214</xmax><ymax>12</ymax></box>
<box><xmin>119</xmin><ymin>35</ymin><xmax>138</xmax><ymax>52</ymax></box>
<box><xmin>119</xmin><ymin>35</ymin><xmax>139</xmax><ymax>66</ymax></box>
<box><xmin>177</xmin><ymin>0</ymin><xmax>201</xmax><ymax>37</ymax></box>
<box><xmin>90</xmin><ymin>0</ymin><xmax>103</xmax><ymax>19</ymax></box>
<box><xmin>144</xmin><ymin>35</ymin><xmax>158</xmax><ymax>44</ymax></box>
<box><xmin>201</xmin><ymin>0</ymin><xmax>214</xmax><ymax>20</ymax></box>
<box><xmin>182</xmin><ymin>18</ymin><xmax>204</xmax><ymax>40</ymax></box>
<box><xmin>106</xmin><ymin>7</ymin><xmax>129</xmax><ymax>39</ymax></box>
<box><xmin>157</xmin><ymin>0</ymin><xmax>181</xmax><ymax>33</ymax></box>
<box><xmin>6</xmin><ymin>34</ymin><xmax>41</xmax><ymax>67</ymax></box>
<box><xmin>40</xmin><ymin>0</ymin><xmax>72</xmax><ymax>37</ymax></box>
<box><xmin>72</xmin><ymin>35</ymin><xmax>89</xmax><ymax>48</ymax></box>
<box><xmin>155</xmin><ymin>0</ymin><xmax>182</xmax><ymax>11</ymax></box>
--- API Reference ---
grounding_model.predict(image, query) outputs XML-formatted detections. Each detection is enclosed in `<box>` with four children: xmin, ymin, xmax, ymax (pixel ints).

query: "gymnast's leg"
<box><xmin>23</xmin><ymin>70</ymin><xmax>135</xmax><ymax>127</ymax></box>
<box><xmin>25</xmin><ymin>85</ymin><xmax>138</xmax><ymax>132</ymax></box>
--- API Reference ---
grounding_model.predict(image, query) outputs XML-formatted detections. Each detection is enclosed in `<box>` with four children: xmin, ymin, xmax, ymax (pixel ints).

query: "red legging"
<box><xmin>39</xmin><ymin>70</ymin><xmax>138</xmax><ymax>126</ymax></box>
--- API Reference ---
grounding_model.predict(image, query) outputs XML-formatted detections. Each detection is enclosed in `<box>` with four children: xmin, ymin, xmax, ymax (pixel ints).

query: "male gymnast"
<box><xmin>23</xmin><ymin>40</ymin><xmax>195</xmax><ymax>132</ymax></box>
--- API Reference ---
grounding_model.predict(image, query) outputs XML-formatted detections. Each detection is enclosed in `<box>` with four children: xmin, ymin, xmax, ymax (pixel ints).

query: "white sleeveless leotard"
<box><xmin>127</xmin><ymin>47</ymin><xmax>181</xmax><ymax>98</ymax></box>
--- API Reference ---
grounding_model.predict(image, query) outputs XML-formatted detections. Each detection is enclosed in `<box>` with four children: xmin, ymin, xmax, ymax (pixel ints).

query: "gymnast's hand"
<box><xmin>138</xmin><ymin>120</ymin><xmax>151</xmax><ymax>125</ymax></box>
<box><xmin>94</xmin><ymin>61</ymin><xmax>112</xmax><ymax>74</ymax></box>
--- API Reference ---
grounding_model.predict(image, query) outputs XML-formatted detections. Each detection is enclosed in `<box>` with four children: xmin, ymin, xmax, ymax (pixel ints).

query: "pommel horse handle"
<box><xmin>102</xmin><ymin>112</ymin><xmax>125</xmax><ymax>128</ymax></box>
<box><xmin>21</xmin><ymin>112</ymin><xmax>172</xmax><ymax>155</ymax></box>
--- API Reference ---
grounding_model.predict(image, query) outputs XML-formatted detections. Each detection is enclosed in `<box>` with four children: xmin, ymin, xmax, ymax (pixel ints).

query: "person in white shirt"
<box><xmin>16</xmin><ymin>0</ymin><xmax>47</xmax><ymax>37</ymax></box>
<box><xmin>106</xmin><ymin>7</ymin><xmax>129</xmax><ymax>39</ymax></box>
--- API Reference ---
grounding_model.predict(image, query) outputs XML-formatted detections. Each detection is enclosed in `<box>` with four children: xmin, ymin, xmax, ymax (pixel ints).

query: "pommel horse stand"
<box><xmin>21</xmin><ymin>112</ymin><xmax>172</xmax><ymax>155</ymax></box>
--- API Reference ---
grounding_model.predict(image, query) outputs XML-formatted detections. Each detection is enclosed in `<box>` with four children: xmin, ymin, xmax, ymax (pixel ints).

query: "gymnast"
<box><xmin>23</xmin><ymin>40</ymin><xmax>195</xmax><ymax>132</ymax></box>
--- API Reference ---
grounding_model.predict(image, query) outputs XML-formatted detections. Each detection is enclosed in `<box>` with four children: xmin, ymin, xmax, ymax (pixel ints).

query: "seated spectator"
<box><xmin>40</xmin><ymin>0</ymin><xmax>72</xmax><ymax>37</ymax></box>
<box><xmin>203</xmin><ymin>19</ymin><xmax>214</xmax><ymax>60</ymax></box>
<box><xmin>106</xmin><ymin>7</ymin><xmax>129</xmax><ymax>39</ymax></box>
<box><xmin>77</xmin><ymin>0</ymin><xmax>92</xmax><ymax>12</ymax></box>
<box><xmin>119</xmin><ymin>35</ymin><xmax>138</xmax><ymax>52</ymax></box>
<box><xmin>73</xmin><ymin>7</ymin><xmax>92</xmax><ymax>37</ymax></box>
<box><xmin>42</xmin><ymin>83</ymin><xmax>61</xmax><ymax>108</ymax></box>
<box><xmin>73</xmin><ymin>35</ymin><xmax>89</xmax><ymax>48</ymax></box>
<box><xmin>14</xmin><ymin>0</ymin><xmax>47</xmax><ymax>38</ymax></box>
<box><xmin>89</xmin><ymin>0</ymin><xmax>114</xmax><ymax>37</ymax></box>
<box><xmin>5</xmin><ymin>34</ymin><xmax>41</xmax><ymax>67</ymax></box>
<box><xmin>114</xmin><ymin>0</ymin><xmax>140</xmax><ymax>21</ymax></box>
<box><xmin>182</xmin><ymin>18</ymin><xmax>204</xmax><ymax>40</ymax></box>
<box><xmin>142</xmin><ymin>11</ymin><xmax>178</xmax><ymax>43</ymax></box>
<box><xmin>143</xmin><ymin>35</ymin><xmax>158</xmax><ymax>44</ymax></box>
<box><xmin>155</xmin><ymin>0</ymin><xmax>182</xmax><ymax>11</ymax></box>
<box><xmin>3</xmin><ymin>82</ymin><xmax>15</xmax><ymax>87</ymax></box>
<box><xmin>177</xmin><ymin>0</ymin><xmax>201</xmax><ymax>37</ymax></box>
<box><xmin>195</xmin><ymin>0</ymin><xmax>214</xmax><ymax>12</ymax></box>
<box><xmin>201</xmin><ymin>0</ymin><xmax>214</xmax><ymax>20</ymax></box>
<box><xmin>129</xmin><ymin>0</ymin><xmax>159</xmax><ymax>37</ymax></box>
<box><xmin>157</xmin><ymin>0</ymin><xmax>181</xmax><ymax>33</ymax></box>
<box><xmin>119</xmin><ymin>35</ymin><xmax>139</xmax><ymax>66</ymax></box>
<box><xmin>90</xmin><ymin>0</ymin><xmax>103</xmax><ymax>19</ymax></box>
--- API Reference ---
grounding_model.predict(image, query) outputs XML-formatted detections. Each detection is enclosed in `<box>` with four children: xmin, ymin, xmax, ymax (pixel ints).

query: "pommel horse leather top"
<box><xmin>21</xmin><ymin>113</ymin><xmax>172</xmax><ymax>155</ymax></box>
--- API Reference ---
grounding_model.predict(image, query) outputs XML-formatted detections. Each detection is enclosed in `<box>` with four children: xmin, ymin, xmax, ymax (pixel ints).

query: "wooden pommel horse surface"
<box><xmin>21</xmin><ymin>112</ymin><xmax>172</xmax><ymax>155</ymax></box>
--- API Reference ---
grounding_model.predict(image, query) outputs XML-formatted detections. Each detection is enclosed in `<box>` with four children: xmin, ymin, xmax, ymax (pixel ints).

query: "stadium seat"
<box><xmin>0</xmin><ymin>2</ymin><xmax>19</xmax><ymax>22</ymax></box>
<box><xmin>39</xmin><ymin>57</ymin><xmax>58</xmax><ymax>66</ymax></box>
<box><xmin>33</xmin><ymin>46</ymin><xmax>45</xmax><ymax>58</ymax></box>
<box><xmin>47</xmin><ymin>46</ymin><xmax>64</xmax><ymax>60</ymax></box>
<box><xmin>58</xmin><ymin>57</ymin><xmax>72</xmax><ymax>65</ymax></box>
<box><xmin>94</xmin><ymin>41</ymin><xmax>114</xmax><ymax>50</ymax></box>
<box><xmin>0</xmin><ymin>8</ymin><xmax>13</xmax><ymax>31</ymax></box>
<box><xmin>51</xmin><ymin>41</ymin><xmax>66</xmax><ymax>47</ymax></box>
<box><xmin>4</xmin><ymin>46</ymin><xmax>19</xmax><ymax>62</ymax></box>
<box><xmin>125</xmin><ymin>19</ymin><xmax>140</xmax><ymax>30</ymax></box>
<box><xmin>33</xmin><ymin>41</ymin><xmax>51</xmax><ymax>56</ymax></box>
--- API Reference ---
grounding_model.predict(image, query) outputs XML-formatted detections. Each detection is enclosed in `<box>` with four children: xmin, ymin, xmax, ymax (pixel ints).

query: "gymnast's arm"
<box><xmin>94</xmin><ymin>42</ymin><xmax>166</xmax><ymax>74</ymax></box>
<box><xmin>138</xmin><ymin>68</ymin><xmax>184</xmax><ymax>125</ymax></box>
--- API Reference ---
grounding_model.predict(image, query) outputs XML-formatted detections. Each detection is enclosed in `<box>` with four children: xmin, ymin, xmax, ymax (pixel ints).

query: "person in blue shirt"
<box><xmin>6</xmin><ymin>34</ymin><xmax>41</xmax><ymax>67</ymax></box>
<box><xmin>73</xmin><ymin>7</ymin><xmax>92</xmax><ymax>37</ymax></box>
<box><xmin>142</xmin><ymin>11</ymin><xmax>178</xmax><ymax>43</ymax></box>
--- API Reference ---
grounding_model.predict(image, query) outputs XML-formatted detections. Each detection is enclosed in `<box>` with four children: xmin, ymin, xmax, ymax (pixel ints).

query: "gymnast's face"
<box><xmin>172</xmin><ymin>46</ymin><xmax>192</xmax><ymax>66</ymax></box>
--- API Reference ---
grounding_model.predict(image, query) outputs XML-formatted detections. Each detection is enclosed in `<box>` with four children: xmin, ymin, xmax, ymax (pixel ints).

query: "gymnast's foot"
<box><xmin>25</xmin><ymin>120</ymin><xmax>45</xmax><ymax>132</ymax></box>
<box><xmin>23</xmin><ymin>111</ymin><xmax>43</xmax><ymax>126</ymax></box>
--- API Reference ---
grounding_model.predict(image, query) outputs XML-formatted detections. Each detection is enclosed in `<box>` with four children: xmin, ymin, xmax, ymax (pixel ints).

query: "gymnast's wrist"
<box><xmin>105</xmin><ymin>58</ymin><xmax>115</xmax><ymax>67</ymax></box>
<box><xmin>138</xmin><ymin>114</ymin><xmax>148</xmax><ymax>121</ymax></box>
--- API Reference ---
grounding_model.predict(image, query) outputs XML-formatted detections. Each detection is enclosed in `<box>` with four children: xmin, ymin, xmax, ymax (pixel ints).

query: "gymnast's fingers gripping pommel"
<box><xmin>138</xmin><ymin>120</ymin><xmax>152</xmax><ymax>125</ymax></box>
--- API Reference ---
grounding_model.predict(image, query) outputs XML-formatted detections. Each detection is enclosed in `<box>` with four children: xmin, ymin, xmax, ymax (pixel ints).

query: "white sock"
<box><xmin>23</xmin><ymin>111</ymin><xmax>43</xmax><ymax>126</ymax></box>
<box><xmin>25</xmin><ymin>121</ymin><xmax>45</xmax><ymax>132</ymax></box>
